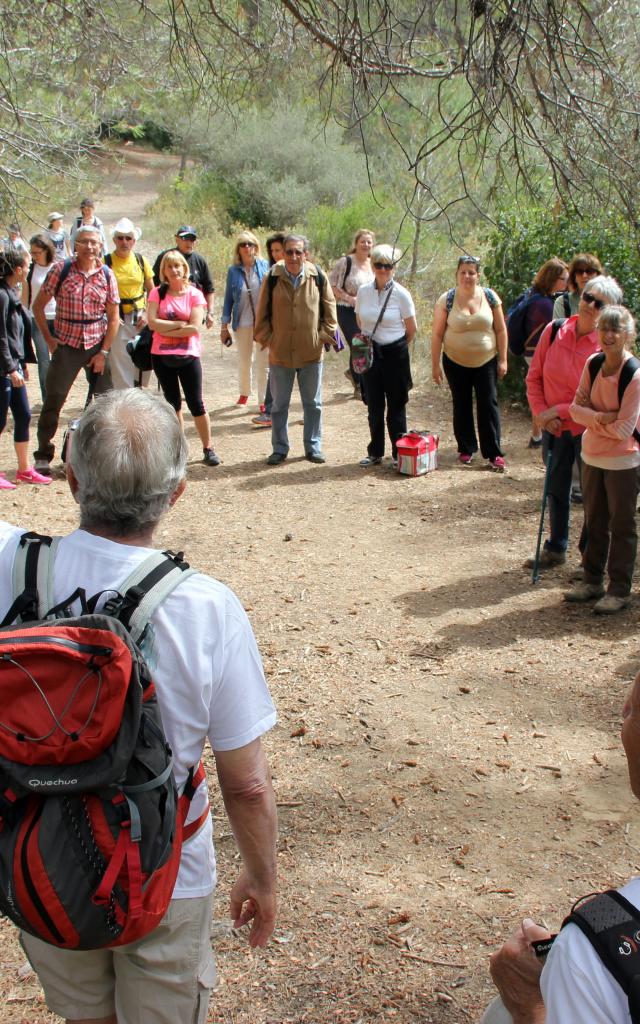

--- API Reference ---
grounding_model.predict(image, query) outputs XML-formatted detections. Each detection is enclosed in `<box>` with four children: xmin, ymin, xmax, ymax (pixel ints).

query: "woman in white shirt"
<box><xmin>355</xmin><ymin>245</ymin><xmax>417</xmax><ymax>467</ymax></box>
<box><xmin>23</xmin><ymin>234</ymin><xmax>57</xmax><ymax>401</ymax></box>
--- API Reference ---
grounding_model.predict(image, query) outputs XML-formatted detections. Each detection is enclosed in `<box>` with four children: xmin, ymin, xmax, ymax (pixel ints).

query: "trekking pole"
<box><xmin>531</xmin><ymin>437</ymin><xmax>554</xmax><ymax>585</ymax></box>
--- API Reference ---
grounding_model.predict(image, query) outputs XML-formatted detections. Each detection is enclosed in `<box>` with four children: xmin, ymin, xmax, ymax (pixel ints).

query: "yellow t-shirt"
<box><xmin>105</xmin><ymin>252</ymin><xmax>152</xmax><ymax>309</ymax></box>
<box><xmin>436</xmin><ymin>287</ymin><xmax>500</xmax><ymax>368</ymax></box>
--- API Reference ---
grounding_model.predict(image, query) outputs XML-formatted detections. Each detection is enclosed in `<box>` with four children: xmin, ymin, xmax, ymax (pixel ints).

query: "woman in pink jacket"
<box><xmin>564</xmin><ymin>306</ymin><xmax>640</xmax><ymax>614</ymax></box>
<box><xmin>525</xmin><ymin>275</ymin><xmax>622</xmax><ymax>569</ymax></box>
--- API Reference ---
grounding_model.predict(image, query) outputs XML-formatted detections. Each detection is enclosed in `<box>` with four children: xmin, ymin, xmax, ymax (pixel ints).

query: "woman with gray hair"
<box><xmin>220</xmin><ymin>230</ymin><xmax>270</xmax><ymax>409</ymax></box>
<box><xmin>355</xmin><ymin>244</ymin><xmax>417</xmax><ymax>467</ymax></box>
<box><xmin>563</xmin><ymin>306</ymin><xmax>640</xmax><ymax>613</ymax></box>
<box><xmin>69</xmin><ymin>388</ymin><xmax>187</xmax><ymax>537</ymax></box>
<box><xmin>526</xmin><ymin>274</ymin><xmax>623</xmax><ymax>569</ymax></box>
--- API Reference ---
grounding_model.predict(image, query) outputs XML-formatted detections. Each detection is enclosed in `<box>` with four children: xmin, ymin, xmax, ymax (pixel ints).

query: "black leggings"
<box><xmin>152</xmin><ymin>356</ymin><xmax>206</xmax><ymax>417</ymax></box>
<box><xmin>0</xmin><ymin>375</ymin><xmax>31</xmax><ymax>442</ymax></box>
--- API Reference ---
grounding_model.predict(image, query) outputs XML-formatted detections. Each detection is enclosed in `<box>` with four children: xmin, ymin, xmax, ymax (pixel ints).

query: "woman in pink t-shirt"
<box><xmin>565</xmin><ymin>306</ymin><xmax>640</xmax><ymax>613</ymax></box>
<box><xmin>147</xmin><ymin>251</ymin><xmax>220</xmax><ymax>466</ymax></box>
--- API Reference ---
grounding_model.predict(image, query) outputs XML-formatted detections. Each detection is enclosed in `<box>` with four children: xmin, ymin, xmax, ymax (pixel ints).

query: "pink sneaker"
<box><xmin>489</xmin><ymin>456</ymin><xmax>506</xmax><ymax>473</ymax></box>
<box><xmin>458</xmin><ymin>453</ymin><xmax>473</xmax><ymax>466</ymax></box>
<box><xmin>0</xmin><ymin>474</ymin><xmax>16</xmax><ymax>490</ymax></box>
<box><xmin>16</xmin><ymin>466</ymin><xmax>52</xmax><ymax>485</ymax></box>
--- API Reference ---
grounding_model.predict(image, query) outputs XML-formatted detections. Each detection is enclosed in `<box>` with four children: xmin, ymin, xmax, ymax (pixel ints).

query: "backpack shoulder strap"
<box><xmin>314</xmin><ymin>264</ymin><xmax>326</xmax><ymax>326</ymax></box>
<box><xmin>549</xmin><ymin>318</ymin><xmax>567</xmax><ymax>345</ymax></box>
<box><xmin>2</xmin><ymin>531</ymin><xmax>61</xmax><ymax>624</ymax></box>
<box><xmin>341</xmin><ymin>255</ymin><xmax>352</xmax><ymax>290</ymax></box>
<box><xmin>588</xmin><ymin>352</ymin><xmax>606</xmax><ymax>388</ymax></box>
<box><xmin>619</xmin><ymin>356</ymin><xmax>640</xmax><ymax>402</ymax></box>
<box><xmin>104</xmin><ymin>253</ymin><xmax>112</xmax><ymax>268</ymax></box>
<box><xmin>562</xmin><ymin>890</ymin><xmax>640</xmax><ymax>1023</ymax></box>
<box><xmin>54</xmin><ymin>259</ymin><xmax>73</xmax><ymax>297</ymax></box>
<box><xmin>135</xmin><ymin>251</ymin><xmax>145</xmax><ymax>274</ymax></box>
<box><xmin>483</xmin><ymin>287</ymin><xmax>498</xmax><ymax>309</ymax></box>
<box><xmin>563</xmin><ymin>292</ymin><xmax>571</xmax><ymax>317</ymax></box>
<box><xmin>266</xmin><ymin>268</ymin><xmax>278</xmax><ymax>323</ymax></box>
<box><xmin>103</xmin><ymin>550</ymin><xmax>196</xmax><ymax>645</ymax></box>
<box><xmin>445</xmin><ymin>288</ymin><xmax>456</xmax><ymax>313</ymax></box>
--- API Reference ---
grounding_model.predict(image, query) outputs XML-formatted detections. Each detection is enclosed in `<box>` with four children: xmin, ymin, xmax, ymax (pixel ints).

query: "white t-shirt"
<box><xmin>28</xmin><ymin>262</ymin><xmax>56</xmax><ymax>319</ymax></box>
<box><xmin>0</xmin><ymin>522</ymin><xmax>277</xmax><ymax>900</ymax></box>
<box><xmin>541</xmin><ymin>876</ymin><xmax>640</xmax><ymax>1022</ymax></box>
<box><xmin>355</xmin><ymin>280</ymin><xmax>415</xmax><ymax>345</ymax></box>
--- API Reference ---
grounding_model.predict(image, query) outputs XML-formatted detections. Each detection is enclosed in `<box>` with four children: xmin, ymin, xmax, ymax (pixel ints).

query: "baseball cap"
<box><xmin>176</xmin><ymin>225</ymin><xmax>197</xmax><ymax>238</ymax></box>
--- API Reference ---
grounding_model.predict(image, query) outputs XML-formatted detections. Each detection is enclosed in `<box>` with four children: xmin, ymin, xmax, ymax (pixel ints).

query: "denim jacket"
<box><xmin>221</xmin><ymin>259</ymin><xmax>270</xmax><ymax>330</ymax></box>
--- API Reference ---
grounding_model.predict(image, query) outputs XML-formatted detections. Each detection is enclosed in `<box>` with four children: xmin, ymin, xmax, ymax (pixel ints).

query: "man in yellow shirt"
<box><xmin>105</xmin><ymin>218</ymin><xmax>154</xmax><ymax>388</ymax></box>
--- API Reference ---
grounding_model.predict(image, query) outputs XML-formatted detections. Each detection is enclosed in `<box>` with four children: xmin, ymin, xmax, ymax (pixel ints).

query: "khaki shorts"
<box><xmin>21</xmin><ymin>894</ymin><xmax>216</xmax><ymax>1024</ymax></box>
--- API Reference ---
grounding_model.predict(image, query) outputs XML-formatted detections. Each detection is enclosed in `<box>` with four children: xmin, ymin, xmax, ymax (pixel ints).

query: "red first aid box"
<box><xmin>396</xmin><ymin>431</ymin><xmax>439</xmax><ymax>476</ymax></box>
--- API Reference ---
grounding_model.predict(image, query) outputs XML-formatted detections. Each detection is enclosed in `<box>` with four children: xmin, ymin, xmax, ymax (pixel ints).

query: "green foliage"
<box><xmin>199</xmin><ymin>106</ymin><xmax>368</xmax><ymax>229</ymax></box>
<box><xmin>484</xmin><ymin>204</ymin><xmax>640</xmax><ymax>317</ymax></box>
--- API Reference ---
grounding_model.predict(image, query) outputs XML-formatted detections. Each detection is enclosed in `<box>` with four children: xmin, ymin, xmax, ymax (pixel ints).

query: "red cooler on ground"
<box><xmin>396</xmin><ymin>431</ymin><xmax>439</xmax><ymax>476</ymax></box>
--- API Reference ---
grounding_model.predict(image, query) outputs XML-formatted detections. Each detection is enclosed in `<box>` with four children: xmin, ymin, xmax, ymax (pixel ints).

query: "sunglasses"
<box><xmin>457</xmin><ymin>255</ymin><xmax>480</xmax><ymax>266</ymax></box>
<box><xmin>582</xmin><ymin>293</ymin><xmax>606</xmax><ymax>310</ymax></box>
<box><xmin>239</xmin><ymin>241</ymin><xmax>255</xmax><ymax>248</ymax></box>
<box><xmin>575</xmin><ymin>267</ymin><xmax>598</xmax><ymax>276</ymax></box>
<box><xmin>373</xmin><ymin>262</ymin><xmax>393</xmax><ymax>270</ymax></box>
<box><xmin>285</xmin><ymin>248</ymin><xmax>304</xmax><ymax>256</ymax></box>
<box><xmin>179</xmin><ymin>235</ymin><xmax>196</xmax><ymax>241</ymax></box>
<box><xmin>115</xmin><ymin>235</ymin><xmax>134</xmax><ymax>241</ymax></box>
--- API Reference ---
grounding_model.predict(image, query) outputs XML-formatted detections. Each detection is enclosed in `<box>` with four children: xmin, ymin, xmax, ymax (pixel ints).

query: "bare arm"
<box><xmin>89</xmin><ymin>301</ymin><xmax>119</xmax><ymax>374</ymax></box>
<box><xmin>147</xmin><ymin>300</ymin><xmax>204</xmax><ymax>338</ymax></box>
<box><xmin>215</xmin><ymin>738</ymin><xmax>278</xmax><ymax>948</ymax></box>
<box><xmin>492</xmin><ymin>303</ymin><xmax>508</xmax><ymax>379</ymax></box>
<box><xmin>431</xmin><ymin>303</ymin><xmax>447</xmax><ymax>385</ymax></box>
<box><xmin>403</xmin><ymin>315</ymin><xmax>417</xmax><ymax>344</ymax></box>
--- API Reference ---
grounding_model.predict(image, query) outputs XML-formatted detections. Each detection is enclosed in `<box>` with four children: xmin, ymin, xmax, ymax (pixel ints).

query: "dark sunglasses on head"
<box><xmin>373</xmin><ymin>262</ymin><xmax>393</xmax><ymax>270</ymax></box>
<box><xmin>285</xmin><ymin>248</ymin><xmax>304</xmax><ymax>256</ymax></box>
<box><xmin>457</xmin><ymin>255</ymin><xmax>480</xmax><ymax>266</ymax></box>
<box><xmin>583</xmin><ymin>293</ymin><xmax>605</xmax><ymax>310</ymax></box>
<box><xmin>239</xmin><ymin>241</ymin><xmax>255</xmax><ymax>248</ymax></box>
<box><xmin>115</xmin><ymin>235</ymin><xmax>134</xmax><ymax>241</ymax></box>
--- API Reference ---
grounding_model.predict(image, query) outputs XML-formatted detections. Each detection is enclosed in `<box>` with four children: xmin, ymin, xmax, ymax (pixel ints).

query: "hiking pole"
<box><xmin>531</xmin><ymin>437</ymin><xmax>554</xmax><ymax>585</ymax></box>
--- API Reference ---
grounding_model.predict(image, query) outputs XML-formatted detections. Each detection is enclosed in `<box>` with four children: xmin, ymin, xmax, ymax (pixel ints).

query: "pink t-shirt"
<box><xmin>149</xmin><ymin>285</ymin><xmax>206</xmax><ymax>358</ymax></box>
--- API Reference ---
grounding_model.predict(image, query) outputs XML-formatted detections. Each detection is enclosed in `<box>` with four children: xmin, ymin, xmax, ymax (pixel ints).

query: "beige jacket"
<box><xmin>254</xmin><ymin>262</ymin><xmax>338</xmax><ymax>368</ymax></box>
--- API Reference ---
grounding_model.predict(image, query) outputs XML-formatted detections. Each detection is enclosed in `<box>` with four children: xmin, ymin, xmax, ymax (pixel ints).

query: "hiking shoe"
<box><xmin>528</xmin><ymin>436</ymin><xmax>543</xmax><ymax>449</ymax></box>
<box><xmin>359</xmin><ymin>455</ymin><xmax>382</xmax><ymax>467</ymax></box>
<box><xmin>202</xmin><ymin>448</ymin><xmax>221</xmax><ymax>467</ymax></box>
<box><xmin>16</xmin><ymin>467</ymin><xmax>52</xmax><ymax>485</ymax></box>
<box><xmin>390</xmin><ymin>457</ymin><xmax>399</xmax><ymax>469</ymax></box>
<box><xmin>593</xmin><ymin>593</ymin><xmax>630</xmax><ymax>615</ymax></box>
<box><xmin>267</xmin><ymin>451</ymin><xmax>287</xmax><ymax>465</ymax></box>
<box><xmin>0</xmin><ymin>474</ymin><xmax>16</xmax><ymax>490</ymax></box>
<box><xmin>489</xmin><ymin>456</ymin><xmax>506</xmax><ymax>472</ymax></box>
<box><xmin>305</xmin><ymin>452</ymin><xmax>326</xmax><ymax>464</ymax></box>
<box><xmin>251</xmin><ymin>412</ymin><xmax>272</xmax><ymax>428</ymax></box>
<box><xmin>236</xmin><ymin>395</ymin><xmax>248</xmax><ymax>406</ymax></box>
<box><xmin>34</xmin><ymin>458</ymin><xmax>51</xmax><ymax>475</ymax></box>
<box><xmin>571</xmin><ymin>486</ymin><xmax>583</xmax><ymax>505</ymax></box>
<box><xmin>524</xmin><ymin>549</ymin><xmax>566</xmax><ymax>569</ymax></box>
<box><xmin>458</xmin><ymin>453</ymin><xmax>473</xmax><ymax>466</ymax></box>
<box><xmin>563</xmin><ymin>582</ymin><xmax>605</xmax><ymax>603</ymax></box>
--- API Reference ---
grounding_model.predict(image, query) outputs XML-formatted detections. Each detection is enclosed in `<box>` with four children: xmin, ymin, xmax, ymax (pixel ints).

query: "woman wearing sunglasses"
<box><xmin>525</xmin><ymin>275</ymin><xmax>622</xmax><ymax>569</ymax></box>
<box><xmin>552</xmin><ymin>252</ymin><xmax>603</xmax><ymax>319</ymax></box>
<box><xmin>431</xmin><ymin>255</ymin><xmax>508</xmax><ymax>471</ymax></box>
<box><xmin>355</xmin><ymin>245</ymin><xmax>417</xmax><ymax>467</ymax></box>
<box><xmin>220</xmin><ymin>231</ymin><xmax>270</xmax><ymax>410</ymax></box>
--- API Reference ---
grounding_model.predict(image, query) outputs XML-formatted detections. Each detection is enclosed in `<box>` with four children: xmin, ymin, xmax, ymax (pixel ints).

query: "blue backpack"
<box><xmin>506</xmin><ymin>288</ymin><xmax>537</xmax><ymax>356</ymax></box>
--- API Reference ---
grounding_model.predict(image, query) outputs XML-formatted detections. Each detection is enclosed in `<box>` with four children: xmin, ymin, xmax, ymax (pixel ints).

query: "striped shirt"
<box><xmin>41</xmin><ymin>260</ymin><xmax>119</xmax><ymax>350</ymax></box>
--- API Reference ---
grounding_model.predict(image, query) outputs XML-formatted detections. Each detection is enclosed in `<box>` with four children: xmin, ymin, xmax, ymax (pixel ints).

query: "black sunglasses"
<box><xmin>373</xmin><ymin>262</ymin><xmax>393</xmax><ymax>270</ymax></box>
<box><xmin>239</xmin><ymin>241</ymin><xmax>255</xmax><ymax>248</ymax></box>
<box><xmin>583</xmin><ymin>293</ymin><xmax>606</xmax><ymax>310</ymax></box>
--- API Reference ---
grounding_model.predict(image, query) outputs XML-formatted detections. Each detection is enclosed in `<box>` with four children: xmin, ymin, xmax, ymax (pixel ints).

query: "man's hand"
<box><xmin>229</xmin><ymin>868</ymin><xmax>277</xmax><ymax>948</ymax></box>
<box><xmin>89</xmin><ymin>351</ymin><xmax>108</xmax><ymax>375</ymax></box>
<box><xmin>489</xmin><ymin>918</ymin><xmax>550</xmax><ymax>1024</ymax></box>
<box><xmin>205</xmin><ymin>310</ymin><xmax>215</xmax><ymax>329</ymax></box>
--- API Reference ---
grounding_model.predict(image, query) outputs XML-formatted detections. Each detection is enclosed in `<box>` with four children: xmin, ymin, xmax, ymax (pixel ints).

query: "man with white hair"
<box><xmin>104</xmin><ymin>218</ymin><xmax>154</xmax><ymax>388</ymax></box>
<box><xmin>32</xmin><ymin>225</ymin><xmax>119</xmax><ymax>473</ymax></box>
<box><xmin>0</xmin><ymin>388</ymin><xmax>278</xmax><ymax>1024</ymax></box>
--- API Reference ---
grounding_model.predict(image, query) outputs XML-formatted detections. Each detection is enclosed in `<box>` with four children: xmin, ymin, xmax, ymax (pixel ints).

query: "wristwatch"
<box><xmin>99</xmin><ymin>348</ymin><xmax>110</xmax><ymax>357</ymax></box>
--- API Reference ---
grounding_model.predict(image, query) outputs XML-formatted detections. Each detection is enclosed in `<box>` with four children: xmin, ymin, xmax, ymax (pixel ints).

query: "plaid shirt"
<box><xmin>42</xmin><ymin>260</ymin><xmax>119</xmax><ymax>350</ymax></box>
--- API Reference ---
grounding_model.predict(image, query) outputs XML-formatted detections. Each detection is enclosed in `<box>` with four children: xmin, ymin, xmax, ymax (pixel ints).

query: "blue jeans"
<box><xmin>542</xmin><ymin>430</ymin><xmax>583</xmax><ymax>553</ymax></box>
<box><xmin>269</xmin><ymin>362</ymin><xmax>323</xmax><ymax>456</ymax></box>
<box><xmin>31</xmin><ymin>318</ymin><xmax>52</xmax><ymax>401</ymax></box>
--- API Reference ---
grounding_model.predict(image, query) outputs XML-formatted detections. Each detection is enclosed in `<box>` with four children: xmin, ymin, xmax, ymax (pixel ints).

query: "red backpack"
<box><xmin>0</xmin><ymin>532</ymin><xmax>208</xmax><ymax>949</ymax></box>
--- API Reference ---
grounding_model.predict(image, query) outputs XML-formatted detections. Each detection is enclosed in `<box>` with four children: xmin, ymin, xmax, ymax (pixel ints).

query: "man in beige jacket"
<box><xmin>254</xmin><ymin>235</ymin><xmax>338</xmax><ymax>465</ymax></box>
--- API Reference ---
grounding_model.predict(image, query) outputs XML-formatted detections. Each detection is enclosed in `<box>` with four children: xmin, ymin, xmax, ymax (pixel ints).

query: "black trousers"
<box><xmin>442</xmin><ymin>353</ymin><xmax>502</xmax><ymax>460</ymax></box>
<box><xmin>362</xmin><ymin>337</ymin><xmax>412</xmax><ymax>458</ymax></box>
<box><xmin>337</xmin><ymin>305</ymin><xmax>363</xmax><ymax>391</ymax></box>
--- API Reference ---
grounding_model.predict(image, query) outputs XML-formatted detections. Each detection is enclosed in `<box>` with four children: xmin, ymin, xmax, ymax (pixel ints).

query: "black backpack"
<box><xmin>587</xmin><ymin>353</ymin><xmax>640</xmax><ymax>444</ymax></box>
<box><xmin>0</xmin><ymin>533</ymin><xmax>207</xmax><ymax>950</ymax></box>
<box><xmin>506</xmin><ymin>288</ymin><xmax>539</xmax><ymax>356</ymax></box>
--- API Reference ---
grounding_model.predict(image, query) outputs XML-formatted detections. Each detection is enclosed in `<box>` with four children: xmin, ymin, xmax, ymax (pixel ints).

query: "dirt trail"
<box><xmin>1</xmin><ymin>146</ymin><xmax>638</xmax><ymax>1024</ymax></box>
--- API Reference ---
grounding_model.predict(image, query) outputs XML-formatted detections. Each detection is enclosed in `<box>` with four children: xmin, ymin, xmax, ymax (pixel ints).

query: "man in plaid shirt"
<box><xmin>32</xmin><ymin>225</ymin><xmax>119</xmax><ymax>471</ymax></box>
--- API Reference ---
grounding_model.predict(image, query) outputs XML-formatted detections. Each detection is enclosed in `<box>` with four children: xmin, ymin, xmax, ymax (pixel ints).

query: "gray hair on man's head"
<box><xmin>74</xmin><ymin>224</ymin><xmax>101</xmax><ymax>242</ymax></box>
<box><xmin>583</xmin><ymin>274</ymin><xmax>623</xmax><ymax>306</ymax></box>
<box><xmin>69</xmin><ymin>390</ymin><xmax>187</xmax><ymax>537</ymax></box>
<box><xmin>283</xmin><ymin>234</ymin><xmax>308</xmax><ymax>251</ymax></box>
